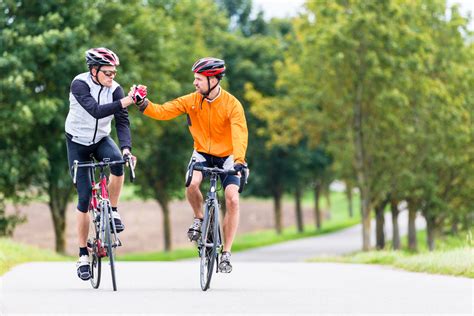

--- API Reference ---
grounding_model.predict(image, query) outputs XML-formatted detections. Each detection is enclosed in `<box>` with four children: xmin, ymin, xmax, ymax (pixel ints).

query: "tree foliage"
<box><xmin>1</xmin><ymin>0</ymin><xmax>472</xmax><ymax>253</ymax></box>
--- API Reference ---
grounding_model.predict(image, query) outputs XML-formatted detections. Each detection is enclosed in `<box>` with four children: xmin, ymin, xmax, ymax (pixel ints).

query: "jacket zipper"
<box><xmin>92</xmin><ymin>86</ymin><xmax>103</xmax><ymax>144</ymax></box>
<box><xmin>208</xmin><ymin>100</ymin><xmax>212</xmax><ymax>153</ymax></box>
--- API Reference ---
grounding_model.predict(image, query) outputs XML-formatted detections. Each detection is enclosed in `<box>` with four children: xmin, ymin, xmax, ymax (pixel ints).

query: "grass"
<box><xmin>309</xmin><ymin>230</ymin><xmax>474</xmax><ymax>278</ymax></box>
<box><xmin>117</xmin><ymin>190</ymin><xmax>361</xmax><ymax>261</ymax></box>
<box><xmin>0</xmin><ymin>238</ymin><xmax>71</xmax><ymax>276</ymax></box>
<box><xmin>119</xmin><ymin>206</ymin><xmax>360</xmax><ymax>261</ymax></box>
<box><xmin>2</xmin><ymin>189</ymin><xmax>360</xmax><ymax>270</ymax></box>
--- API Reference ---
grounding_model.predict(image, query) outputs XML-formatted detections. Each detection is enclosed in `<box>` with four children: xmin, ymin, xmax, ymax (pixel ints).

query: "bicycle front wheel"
<box><xmin>200</xmin><ymin>203</ymin><xmax>218</xmax><ymax>291</ymax></box>
<box><xmin>104</xmin><ymin>204</ymin><xmax>117</xmax><ymax>291</ymax></box>
<box><xmin>88</xmin><ymin>209</ymin><xmax>101</xmax><ymax>289</ymax></box>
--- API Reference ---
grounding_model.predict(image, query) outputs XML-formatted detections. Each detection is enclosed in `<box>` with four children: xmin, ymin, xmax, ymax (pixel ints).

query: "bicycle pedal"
<box><xmin>86</xmin><ymin>241</ymin><xmax>93</xmax><ymax>252</ymax></box>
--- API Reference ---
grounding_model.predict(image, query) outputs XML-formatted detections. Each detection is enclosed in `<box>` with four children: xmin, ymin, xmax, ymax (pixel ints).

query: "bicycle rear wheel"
<box><xmin>104</xmin><ymin>204</ymin><xmax>117</xmax><ymax>291</ymax></box>
<box><xmin>88</xmin><ymin>209</ymin><xmax>101</xmax><ymax>289</ymax></box>
<box><xmin>200</xmin><ymin>203</ymin><xmax>218</xmax><ymax>291</ymax></box>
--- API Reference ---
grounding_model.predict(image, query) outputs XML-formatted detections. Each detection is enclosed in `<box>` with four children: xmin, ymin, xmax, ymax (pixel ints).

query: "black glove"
<box><xmin>234</xmin><ymin>163</ymin><xmax>247</xmax><ymax>173</ymax></box>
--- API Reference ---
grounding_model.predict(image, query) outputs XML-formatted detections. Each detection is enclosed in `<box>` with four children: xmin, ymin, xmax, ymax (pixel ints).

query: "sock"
<box><xmin>79</xmin><ymin>247</ymin><xmax>88</xmax><ymax>257</ymax></box>
<box><xmin>112</xmin><ymin>207</ymin><xmax>118</xmax><ymax>212</ymax></box>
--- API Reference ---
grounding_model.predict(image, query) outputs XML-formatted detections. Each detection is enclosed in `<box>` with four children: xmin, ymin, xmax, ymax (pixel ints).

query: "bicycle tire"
<box><xmin>90</xmin><ymin>251</ymin><xmax>101</xmax><ymax>288</ymax></box>
<box><xmin>200</xmin><ymin>204</ymin><xmax>218</xmax><ymax>291</ymax></box>
<box><xmin>104</xmin><ymin>204</ymin><xmax>117</xmax><ymax>291</ymax></box>
<box><xmin>89</xmin><ymin>209</ymin><xmax>101</xmax><ymax>289</ymax></box>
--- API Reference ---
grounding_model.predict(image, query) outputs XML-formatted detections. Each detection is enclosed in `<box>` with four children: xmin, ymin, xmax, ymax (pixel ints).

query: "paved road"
<box><xmin>0</xmin><ymin>261</ymin><xmax>472</xmax><ymax>315</ymax></box>
<box><xmin>234</xmin><ymin>210</ymin><xmax>426</xmax><ymax>262</ymax></box>
<box><xmin>1</xmin><ymin>211</ymin><xmax>471</xmax><ymax>315</ymax></box>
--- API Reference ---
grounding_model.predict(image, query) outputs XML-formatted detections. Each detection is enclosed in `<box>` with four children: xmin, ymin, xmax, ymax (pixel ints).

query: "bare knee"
<box><xmin>187</xmin><ymin>180</ymin><xmax>201</xmax><ymax>194</ymax></box>
<box><xmin>225</xmin><ymin>192</ymin><xmax>239</xmax><ymax>211</ymax></box>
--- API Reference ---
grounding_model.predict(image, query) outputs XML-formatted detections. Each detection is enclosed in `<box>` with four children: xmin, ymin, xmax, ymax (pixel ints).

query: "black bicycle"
<box><xmin>72</xmin><ymin>155</ymin><xmax>135</xmax><ymax>291</ymax></box>
<box><xmin>185</xmin><ymin>158</ymin><xmax>247</xmax><ymax>291</ymax></box>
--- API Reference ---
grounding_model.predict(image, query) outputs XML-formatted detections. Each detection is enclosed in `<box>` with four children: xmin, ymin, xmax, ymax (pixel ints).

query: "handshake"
<box><xmin>128</xmin><ymin>84</ymin><xmax>148</xmax><ymax>107</ymax></box>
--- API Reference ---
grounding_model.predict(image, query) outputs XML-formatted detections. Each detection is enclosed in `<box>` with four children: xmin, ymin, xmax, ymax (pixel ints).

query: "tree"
<box><xmin>0</xmin><ymin>0</ymin><xmax>100</xmax><ymax>251</ymax></box>
<box><xmin>257</xmin><ymin>0</ymin><xmax>474</xmax><ymax>251</ymax></box>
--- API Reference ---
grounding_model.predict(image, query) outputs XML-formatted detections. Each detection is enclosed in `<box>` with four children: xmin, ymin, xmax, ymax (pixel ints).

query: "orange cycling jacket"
<box><xmin>142</xmin><ymin>88</ymin><xmax>248</xmax><ymax>164</ymax></box>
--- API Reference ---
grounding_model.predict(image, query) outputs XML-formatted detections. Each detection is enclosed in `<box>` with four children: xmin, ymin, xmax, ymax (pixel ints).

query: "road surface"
<box><xmin>0</xmin><ymin>211</ymin><xmax>471</xmax><ymax>315</ymax></box>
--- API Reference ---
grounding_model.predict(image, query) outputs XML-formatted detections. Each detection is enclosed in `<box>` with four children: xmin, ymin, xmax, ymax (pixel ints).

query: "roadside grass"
<box><xmin>119</xmin><ymin>197</ymin><xmax>360</xmax><ymax>261</ymax></box>
<box><xmin>309</xmin><ymin>230</ymin><xmax>473</xmax><ymax>278</ymax></box>
<box><xmin>0</xmin><ymin>238</ymin><xmax>71</xmax><ymax>276</ymax></box>
<box><xmin>3</xmin><ymin>189</ymin><xmax>360</xmax><ymax>269</ymax></box>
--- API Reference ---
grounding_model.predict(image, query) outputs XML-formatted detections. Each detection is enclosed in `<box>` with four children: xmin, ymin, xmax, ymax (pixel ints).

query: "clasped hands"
<box><xmin>128</xmin><ymin>84</ymin><xmax>148</xmax><ymax>108</ymax></box>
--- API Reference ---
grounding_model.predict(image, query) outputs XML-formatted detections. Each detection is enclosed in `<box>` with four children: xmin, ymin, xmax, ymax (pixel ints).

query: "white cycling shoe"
<box><xmin>76</xmin><ymin>255</ymin><xmax>91</xmax><ymax>280</ymax></box>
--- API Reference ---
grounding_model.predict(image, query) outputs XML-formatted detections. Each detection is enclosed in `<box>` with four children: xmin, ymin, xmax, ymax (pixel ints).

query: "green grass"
<box><xmin>0</xmin><ymin>238</ymin><xmax>71</xmax><ymax>276</ymax></box>
<box><xmin>3</xmin><ymin>189</ymin><xmax>360</xmax><ymax>269</ymax></box>
<box><xmin>309</xmin><ymin>230</ymin><xmax>474</xmax><ymax>278</ymax></box>
<box><xmin>231</xmin><ymin>220</ymin><xmax>359</xmax><ymax>251</ymax></box>
<box><xmin>119</xmin><ymin>207</ymin><xmax>360</xmax><ymax>261</ymax></box>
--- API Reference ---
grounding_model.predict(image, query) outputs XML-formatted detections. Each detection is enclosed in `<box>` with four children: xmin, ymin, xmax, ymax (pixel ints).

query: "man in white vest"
<box><xmin>65</xmin><ymin>47</ymin><xmax>135</xmax><ymax>281</ymax></box>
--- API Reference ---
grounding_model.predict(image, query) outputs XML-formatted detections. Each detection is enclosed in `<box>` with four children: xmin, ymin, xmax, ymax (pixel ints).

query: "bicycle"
<box><xmin>185</xmin><ymin>158</ymin><xmax>247</xmax><ymax>291</ymax></box>
<box><xmin>72</xmin><ymin>155</ymin><xmax>135</xmax><ymax>291</ymax></box>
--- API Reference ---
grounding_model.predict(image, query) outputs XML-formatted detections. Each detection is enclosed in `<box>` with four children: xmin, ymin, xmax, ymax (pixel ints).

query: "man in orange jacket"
<box><xmin>131</xmin><ymin>57</ymin><xmax>248</xmax><ymax>273</ymax></box>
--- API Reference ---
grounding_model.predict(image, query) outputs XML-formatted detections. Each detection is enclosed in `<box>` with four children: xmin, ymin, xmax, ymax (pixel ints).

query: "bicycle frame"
<box><xmin>184</xmin><ymin>158</ymin><xmax>247</xmax><ymax>290</ymax></box>
<box><xmin>90</xmin><ymin>165</ymin><xmax>121</xmax><ymax>253</ymax></box>
<box><xmin>200</xmin><ymin>172</ymin><xmax>221</xmax><ymax>250</ymax></box>
<box><xmin>186</xmin><ymin>161</ymin><xmax>246</xmax><ymax>290</ymax></box>
<box><xmin>73</xmin><ymin>156</ymin><xmax>135</xmax><ymax>291</ymax></box>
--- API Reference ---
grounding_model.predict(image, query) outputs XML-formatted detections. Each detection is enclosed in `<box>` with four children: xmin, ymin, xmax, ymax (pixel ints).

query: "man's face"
<box><xmin>193</xmin><ymin>73</ymin><xmax>217</xmax><ymax>95</ymax></box>
<box><xmin>92</xmin><ymin>65</ymin><xmax>117</xmax><ymax>87</ymax></box>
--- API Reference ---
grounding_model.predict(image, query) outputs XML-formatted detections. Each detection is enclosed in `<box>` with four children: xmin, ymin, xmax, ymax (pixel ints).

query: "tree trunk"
<box><xmin>50</xmin><ymin>202</ymin><xmax>66</xmax><ymax>254</ymax></box>
<box><xmin>273</xmin><ymin>189</ymin><xmax>283</xmax><ymax>234</ymax></box>
<box><xmin>48</xmin><ymin>185</ymin><xmax>73</xmax><ymax>254</ymax></box>
<box><xmin>407</xmin><ymin>199</ymin><xmax>418</xmax><ymax>251</ymax></box>
<box><xmin>157</xmin><ymin>197</ymin><xmax>172</xmax><ymax>251</ymax></box>
<box><xmin>375</xmin><ymin>199</ymin><xmax>388</xmax><ymax>250</ymax></box>
<box><xmin>294</xmin><ymin>185</ymin><xmax>304</xmax><ymax>233</ymax></box>
<box><xmin>353</xmin><ymin>75</ymin><xmax>371</xmax><ymax>251</ymax></box>
<box><xmin>451</xmin><ymin>218</ymin><xmax>458</xmax><ymax>234</ymax></box>
<box><xmin>360</xmin><ymin>185</ymin><xmax>371</xmax><ymax>251</ymax></box>
<box><xmin>426</xmin><ymin>217</ymin><xmax>436</xmax><ymax>251</ymax></box>
<box><xmin>313</xmin><ymin>181</ymin><xmax>322</xmax><ymax>230</ymax></box>
<box><xmin>375</xmin><ymin>204</ymin><xmax>385</xmax><ymax>250</ymax></box>
<box><xmin>346</xmin><ymin>183</ymin><xmax>353</xmax><ymax>218</ymax></box>
<box><xmin>324</xmin><ymin>186</ymin><xmax>332</xmax><ymax>219</ymax></box>
<box><xmin>390</xmin><ymin>199</ymin><xmax>400</xmax><ymax>250</ymax></box>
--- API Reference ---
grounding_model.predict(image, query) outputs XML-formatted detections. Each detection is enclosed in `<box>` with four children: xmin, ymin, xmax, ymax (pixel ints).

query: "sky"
<box><xmin>252</xmin><ymin>0</ymin><xmax>305</xmax><ymax>19</ymax></box>
<box><xmin>252</xmin><ymin>0</ymin><xmax>474</xmax><ymax>22</ymax></box>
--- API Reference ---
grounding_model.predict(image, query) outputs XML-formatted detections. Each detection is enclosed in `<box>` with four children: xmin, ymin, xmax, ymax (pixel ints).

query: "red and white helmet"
<box><xmin>86</xmin><ymin>47</ymin><xmax>120</xmax><ymax>67</ymax></box>
<box><xmin>191</xmin><ymin>57</ymin><xmax>225</xmax><ymax>78</ymax></box>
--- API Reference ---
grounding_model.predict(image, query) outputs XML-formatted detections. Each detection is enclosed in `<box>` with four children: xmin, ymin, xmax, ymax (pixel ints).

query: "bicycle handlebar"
<box><xmin>193</xmin><ymin>164</ymin><xmax>238</xmax><ymax>175</ymax></box>
<box><xmin>185</xmin><ymin>158</ymin><xmax>247</xmax><ymax>193</ymax></box>
<box><xmin>72</xmin><ymin>156</ymin><xmax>136</xmax><ymax>184</ymax></box>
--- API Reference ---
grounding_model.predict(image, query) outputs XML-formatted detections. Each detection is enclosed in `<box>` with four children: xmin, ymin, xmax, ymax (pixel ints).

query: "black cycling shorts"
<box><xmin>66</xmin><ymin>134</ymin><xmax>123</xmax><ymax>212</ymax></box>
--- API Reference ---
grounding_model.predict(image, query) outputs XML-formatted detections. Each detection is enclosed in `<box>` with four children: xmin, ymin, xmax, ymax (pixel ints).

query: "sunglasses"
<box><xmin>99</xmin><ymin>70</ymin><xmax>117</xmax><ymax>77</ymax></box>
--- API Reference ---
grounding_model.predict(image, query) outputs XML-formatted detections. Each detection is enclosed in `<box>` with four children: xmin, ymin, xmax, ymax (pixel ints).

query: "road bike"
<box><xmin>185</xmin><ymin>158</ymin><xmax>247</xmax><ymax>291</ymax></box>
<box><xmin>72</xmin><ymin>155</ymin><xmax>135</xmax><ymax>291</ymax></box>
